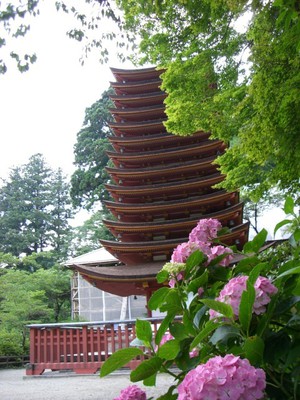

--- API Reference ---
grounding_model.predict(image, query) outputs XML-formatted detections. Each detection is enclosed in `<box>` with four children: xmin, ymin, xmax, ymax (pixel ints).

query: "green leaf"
<box><xmin>248</xmin><ymin>262</ymin><xmax>269</xmax><ymax>285</ymax></box>
<box><xmin>274</xmin><ymin>219</ymin><xmax>292</xmax><ymax>236</ymax></box>
<box><xmin>155</xmin><ymin>311</ymin><xmax>176</xmax><ymax>345</ymax></box>
<box><xmin>243</xmin><ymin>229</ymin><xmax>267</xmax><ymax>254</ymax></box>
<box><xmin>136</xmin><ymin>319</ymin><xmax>153</xmax><ymax>346</ymax></box>
<box><xmin>234</xmin><ymin>256</ymin><xmax>260</xmax><ymax>275</ymax></box>
<box><xmin>158</xmin><ymin>339</ymin><xmax>180</xmax><ymax>360</ymax></box>
<box><xmin>200</xmin><ymin>299</ymin><xmax>234</xmax><ymax>319</ymax></box>
<box><xmin>148</xmin><ymin>287</ymin><xmax>170</xmax><ymax>311</ymax></box>
<box><xmin>243</xmin><ymin>336</ymin><xmax>264</xmax><ymax>365</ymax></box>
<box><xmin>130</xmin><ymin>356</ymin><xmax>163</xmax><ymax>382</ymax></box>
<box><xmin>274</xmin><ymin>266</ymin><xmax>300</xmax><ymax>281</ymax></box>
<box><xmin>185</xmin><ymin>250</ymin><xmax>205</xmax><ymax>278</ymax></box>
<box><xmin>157</xmin><ymin>269</ymin><xmax>169</xmax><ymax>283</ymax></box>
<box><xmin>100</xmin><ymin>348</ymin><xmax>143</xmax><ymax>377</ymax></box>
<box><xmin>186</xmin><ymin>291</ymin><xmax>198</xmax><ymax>309</ymax></box>
<box><xmin>190</xmin><ymin>320</ymin><xmax>220</xmax><ymax>349</ymax></box>
<box><xmin>294</xmin><ymin>228</ymin><xmax>300</xmax><ymax>242</ymax></box>
<box><xmin>160</xmin><ymin>290</ymin><xmax>182</xmax><ymax>313</ymax></box>
<box><xmin>169</xmin><ymin>322</ymin><xmax>188</xmax><ymax>340</ymax></box>
<box><xmin>210</xmin><ymin>325</ymin><xmax>241</xmax><ymax>346</ymax></box>
<box><xmin>274</xmin><ymin>296</ymin><xmax>300</xmax><ymax>315</ymax></box>
<box><xmin>187</xmin><ymin>270</ymin><xmax>208</xmax><ymax>293</ymax></box>
<box><xmin>143</xmin><ymin>373</ymin><xmax>157</xmax><ymax>386</ymax></box>
<box><xmin>193</xmin><ymin>305</ymin><xmax>208</xmax><ymax>329</ymax></box>
<box><xmin>284</xmin><ymin>196</ymin><xmax>295</xmax><ymax>215</ymax></box>
<box><xmin>239</xmin><ymin>283</ymin><xmax>256</xmax><ymax>334</ymax></box>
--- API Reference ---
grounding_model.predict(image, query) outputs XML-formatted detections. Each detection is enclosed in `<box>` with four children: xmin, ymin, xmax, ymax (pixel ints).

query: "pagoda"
<box><xmin>73</xmin><ymin>67</ymin><xmax>249</xmax><ymax>304</ymax></box>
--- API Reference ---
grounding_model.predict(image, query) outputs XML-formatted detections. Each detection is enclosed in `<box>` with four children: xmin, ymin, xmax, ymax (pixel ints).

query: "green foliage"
<box><xmin>0</xmin><ymin>154</ymin><xmax>73</xmax><ymax>258</ymax></box>
<box><xmin>0</xmin><ymin>329</ymin><xmax>28</xmax><ymax>356</ymax></box>
<box><xmin>116</xmin><ymin>0</ymin><xmax>300</xmax><ymax>201</ymax></box>
<box><xmin>69</xmin><ymin>209</ymin><xmax>113</xmax><ymax>256</ymax></box>
<box><xmin>70</xmin><ymin>88</ymin><xmax>114</xmax><ymax>210</ymax></box>
<box><xmin>0</xmin><ymin>263</ymin><xmax>71</xmax><ymax>355</ymax></box>
<box><xmin>101</xmin><ymin>200</ymin><xmax>300</xmax><ymax>399</ymax></box>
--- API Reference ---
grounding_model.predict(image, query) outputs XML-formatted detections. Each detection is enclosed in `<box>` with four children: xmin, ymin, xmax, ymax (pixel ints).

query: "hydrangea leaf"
<box><xmin>148</xmin><ymin>287</ymin><xmax>170</xmax><ymax>311</ymax></box>
<box><xmin>200</xmin><ymin>299</ymin><xmax>234</xmax><ymax>319</ymax></box>
<box><xmin>158</xmin><ymin>339</ymin><xmax>180</xmax><ymax>360</ymax></box>
<box><xmin>239</xmin><ymin>283</ymin><xmax>256</xmax><ymax>335</ymax></box>
<box><xmin>130</xmin><ymin>356</ymin><xmax>163</xmax><ymax>382</ymax></box>
<box><xmin>243</xmin><ymin>335</ymin><xmax>264</xmax><ymax>365</ymax></box>
<box><xmin>136</xmin><ymin>319</ymin><xmax>153</xmax><ymax>346</ymax></box>
<box><xmin>100</xmin><ymin>348</ymin><xmax>143</xmax><ymax>377</ymax></box>
<box><xmin>187</xmin><ymin>270</ymin><xmax>208</xmax><ymax>293</ymax></box>
<box><xmin>190</xmin><ymin>320</ymin><xmax>220</xmax><ymax>349</ymax></box>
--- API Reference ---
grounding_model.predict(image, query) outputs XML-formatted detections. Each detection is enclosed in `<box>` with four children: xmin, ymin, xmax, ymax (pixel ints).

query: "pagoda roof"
<box><xmin>110</xmin><ymin>67</ymin><xmax>164</xmax><ymax>83</ymax></box>
<box><xmin>110</xmin><ymin>92</ymin><xmax>167</xmax><ymax>108</ymax></box>
<box><xmin>106</xmin><ymin>156</ymin><xmax>217</xmax><ymax>183</ymax></box>
<box><xmin>104</xmin><ymin>190</ymin><xmax>239</xmax><ymax>216</ymax></box>
<box><xmin>105</xmin><ymin>173</ymin><xmax>224</xmax><ymax>201</ymax></box>
<box><xmin>108</xmin><ymin>119</ymin><xmax>166</xmax><ymax>136</ymax></box>
<box><xmin>109</xmin><ymin>104</ymin><xmax>165</xmax><ymax>122</ymax></box>
<box><xmin>110</xmin><ymin>79</ymin><xmax>162</xmax><ymax>95</ymax></box>
<box><xmin>72</xmin><ymin>262</ymin><xmax>163</xmax><ymax>296</ymax></box>
<box><xmin>108</xmin><ymin>131</ymin><xmax>210</xmax><ymax>151</ymax></box>
<box><xmin>100</xmin><ymin>223</ymin><xmax>249</xmax><ymax>264</ymax></box>
<box><xmin>107</xmin><ymin>140</ymin><xmax>225</xmax><ymax>167</ymax></box>
<box><xmin>103</xmin><ymin>202</ymin><xmax>244</xmax><ymax>235</ymax></box>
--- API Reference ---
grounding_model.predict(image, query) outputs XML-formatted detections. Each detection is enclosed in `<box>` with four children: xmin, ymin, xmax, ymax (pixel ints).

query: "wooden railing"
<box><xmin>0</xmin><ymin>355</ymin><xmax>29</xmax><ymax>368</ymax></box>
<box><xmin>26</xmin><ymin>318</ymin><xmax>161</xmax><ymax>376</ymax></box>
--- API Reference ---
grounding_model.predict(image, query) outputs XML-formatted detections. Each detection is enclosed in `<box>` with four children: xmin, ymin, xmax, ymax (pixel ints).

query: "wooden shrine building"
<box><xmin>72</xmin><ymin>67</ymin><xmax>249</xmax><ymax>309</ymax></box>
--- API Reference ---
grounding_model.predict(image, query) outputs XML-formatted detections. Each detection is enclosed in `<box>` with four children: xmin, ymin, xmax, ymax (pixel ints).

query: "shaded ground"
<box><xmin>0</xmin><ymin>368</ymin><xmax>176</xmax><ymax>400</ymax></box>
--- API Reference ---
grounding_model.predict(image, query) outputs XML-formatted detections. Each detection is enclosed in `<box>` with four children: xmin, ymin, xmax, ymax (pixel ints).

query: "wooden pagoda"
<box><xmin>73</xmin><ymin>67</ymin><xmax>249</xmax><ymax>303</ymax></box>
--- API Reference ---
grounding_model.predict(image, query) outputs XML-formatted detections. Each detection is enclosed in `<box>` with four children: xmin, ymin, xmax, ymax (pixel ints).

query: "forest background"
<box><xmin>0</xmin><ymin>0</ymin><xmax>299</xmax><ymax>357</ymax></box>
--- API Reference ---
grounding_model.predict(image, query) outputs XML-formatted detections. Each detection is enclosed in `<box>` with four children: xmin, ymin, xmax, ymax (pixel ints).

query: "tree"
<box><xmin>49</xmin><ymin>168</ymin><xmax>74</xmax><ymax>258</ymax></box>
<box><xmin>0</xmin><ymin>264</ymin><xmax>71</xmax><ymax>353</ymax></box>
<box><xmin>0</xmin><ymin>0</ymin><xmax>132</xmax><ymax>74</ymax></box>
<box><xmin>70</xmin><ymin>88</ymin><xmax>114</xmax><ymax>209</ymax></box>
<box><xmin>115</xmin><ymin>0</ymin><xmax>300</xmax><ymax>201</ymax></box>
<box><xmin>70</xmin><ymin>210</ymin><xmax>113</xmax><ymax>256</ymax></box>
<box><xmin>0</xmin><ymin>154</ymin><xmax>73</xmax><ymax>257</ymax></box>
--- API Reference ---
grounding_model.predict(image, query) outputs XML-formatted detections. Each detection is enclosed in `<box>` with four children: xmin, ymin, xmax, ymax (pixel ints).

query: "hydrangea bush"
<box><xmin>101</xmin><ymin>197</ymin><xmax>300</xmax><ymax>399</ymax></box>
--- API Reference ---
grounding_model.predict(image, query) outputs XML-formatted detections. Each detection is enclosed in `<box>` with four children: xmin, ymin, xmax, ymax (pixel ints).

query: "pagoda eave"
<box><xmin>103</xmin><ymin>202</ymin><xmax>244</xmax><ymax>237</ymax></box>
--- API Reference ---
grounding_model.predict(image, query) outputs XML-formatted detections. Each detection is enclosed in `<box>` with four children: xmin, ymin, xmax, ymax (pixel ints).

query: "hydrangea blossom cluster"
<box><xmin>162</xmin><ymin>262</ymin><xmax>187</xmax><ymax>287</ymax></box>
<box><xmin>171</xmin><ymin>219</ymin><xmax>233</xmax><ymax>266</ymax></box>
<box><xmin>189</xmin><ymin>218</ymin><xmax>222</xmax><ymax>243</ymax></box>
<box><xmin>177</xmin><ymin>354</ymin><xmax>266</xmax><ymax>400</ymax></box>
<box><xmin>209</xmin><ymin>275</ymin><xmax>278</xmax><ymax>319</ymax></box>
<box><xmin>113</xmin><ymin>385</ymin><xmax>146</xmax><ymax>400</ymax></box>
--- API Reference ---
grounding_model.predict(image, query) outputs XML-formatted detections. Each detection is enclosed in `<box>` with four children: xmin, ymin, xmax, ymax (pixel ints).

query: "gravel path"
<box><xmin>0</xmin><ymin>368</ymin><xmax>176</xmax><ymax>400</ymax></box>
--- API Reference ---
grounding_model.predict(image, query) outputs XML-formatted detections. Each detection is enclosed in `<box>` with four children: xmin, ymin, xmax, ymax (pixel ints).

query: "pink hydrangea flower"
<box><xmin>209</xmin><ymin>275</ymin><xmax>278</xmax><ymax>319</ymax></box>
<box><xmin>171</xmin><ymin>242</ymin><xmax>198</xmax><ymax>263</ymax></box>
<box><xmin>189</xmin><ymin>218</ymin><xmax>222</xmax><ymax>244</ymax></box>
<box><xmin>169</xmin><ymin>271</ymin><xmax>185</xmax><ymax>288</ymax></box>
<box><xmin>113</xmin><ymin>385</ymin><xmax>146</xmax><ymax>400</ymax></box>
<box><xmin>207</xmin><ymin>245</ymin><xmax>234</xmax><ymax>267</ymax></box>
<box><xmin>160</xmin><ymin>333</ymin><xmax>174</xmax><ymax>346</ymax></box>
<box><xmin>177</xmin><ymin>354</ymin><xmax>266</xmax><ymax>400</ymax></box>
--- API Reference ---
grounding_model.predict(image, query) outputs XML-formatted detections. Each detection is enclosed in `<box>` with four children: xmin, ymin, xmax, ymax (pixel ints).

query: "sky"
<box><xmin>0</xmin><ymin>1</ymin><xmax>134</xmax><ymax>182</ymax></box>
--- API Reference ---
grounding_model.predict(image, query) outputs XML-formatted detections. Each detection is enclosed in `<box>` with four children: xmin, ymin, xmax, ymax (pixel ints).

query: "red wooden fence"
<box><xmin>26</xmin><ymin>319</ymin><xmax>161</xmax><ymax>376</ymax></box>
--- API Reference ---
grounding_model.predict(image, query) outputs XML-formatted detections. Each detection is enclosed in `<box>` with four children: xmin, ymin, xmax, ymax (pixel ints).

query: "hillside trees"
<box><xmin>0</xmin><ymin>153</ymin><xmax>73</xmax><ymax>258</ymax></box>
